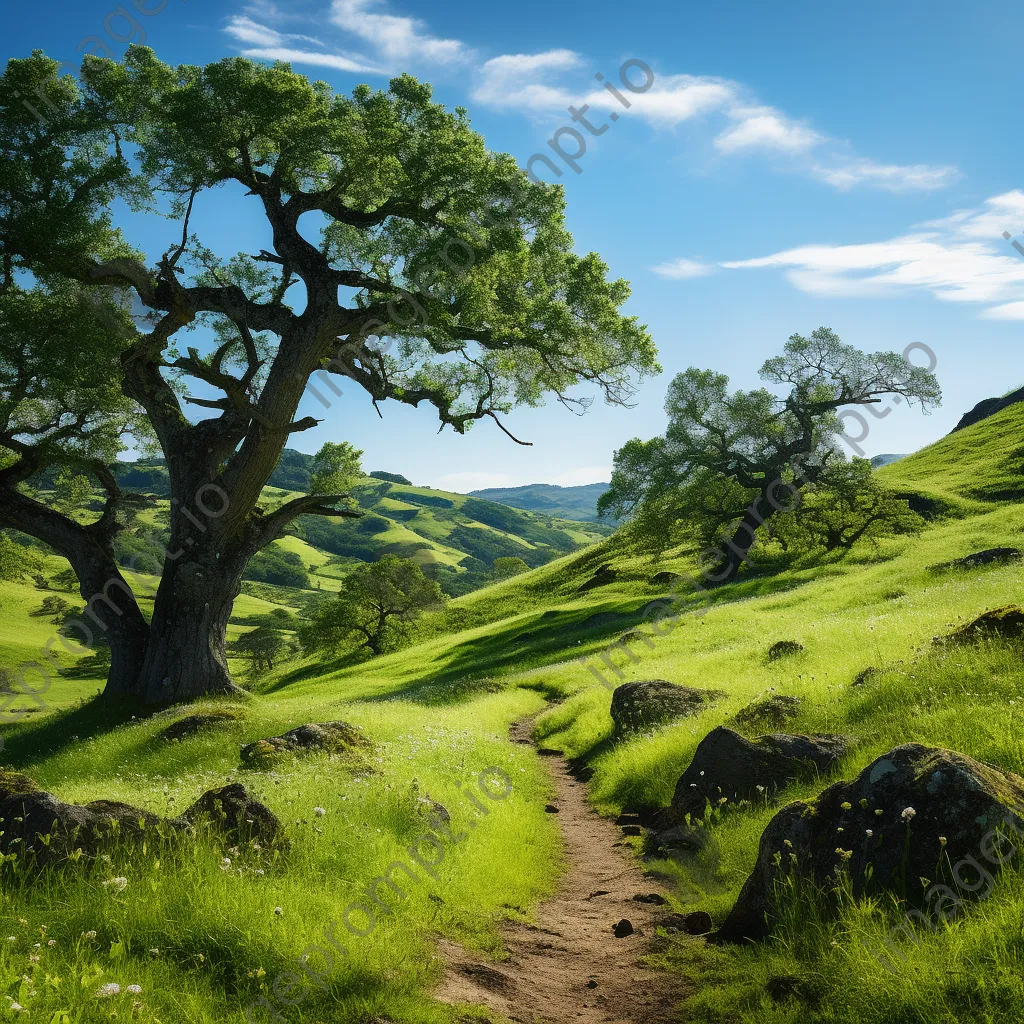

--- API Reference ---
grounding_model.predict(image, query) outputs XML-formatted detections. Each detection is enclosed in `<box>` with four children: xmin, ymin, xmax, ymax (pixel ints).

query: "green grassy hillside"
<box><xmin>0</xmin><ymin>409</ymin><xmax>1022</xmax><ymax>1023</ymax></box>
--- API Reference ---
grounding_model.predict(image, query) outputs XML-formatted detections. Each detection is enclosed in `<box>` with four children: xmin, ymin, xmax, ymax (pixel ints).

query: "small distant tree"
<box><xmin>299</xmin><ymin>554</ymin><xmax>445</xmax><ymax>657</ymax></box>
<box><xmin>50</xmin><ymin>568</ymin><xmax>81</xmax><ymax>592</ymax></box>
<box><xmin>600</xmin><ymin>329</ymin><xmax>940</xmax><ymax>581</ymax></box>
<box><xmin>492</xmin><ymin>556</ymin><xmax>530</xmax><ymax>580</ymax></box>
<box><xmin>52</xmin><ymin>468</ymin><xmax>94</xmax><ymax>514</ymax></box>
<box><xmin>0</xmin><ymin>534</ymin><xmax>22</xmax><ymax>581</ymax></box>
<box><xmin>310</xmin><ymin>442</ymin><xmax>363</xmax><ymax>496</ymax></box>
<box><xmin>770</xmin><ymin>460</ymin><xmax>924</xmax><ymax>554</ymax></box>
<box><xmin>230</xmin><ymin>625</ymin><xmax>286</xmax><ymax>673</ymax></box>
<box><xmin>32</xmin><ymin>595</ymin><xmax>73</xmax><ymax>623</ymax></box>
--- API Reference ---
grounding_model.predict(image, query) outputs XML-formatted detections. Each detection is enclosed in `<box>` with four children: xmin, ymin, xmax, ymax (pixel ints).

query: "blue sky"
<box><xmin>6</xmin><ymin>0</ymin><xmax>1024</xmax><ymax>489</ymax></box>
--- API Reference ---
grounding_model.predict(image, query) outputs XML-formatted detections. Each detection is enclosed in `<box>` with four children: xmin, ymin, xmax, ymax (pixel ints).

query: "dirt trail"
<box><xmin>434</xmin><ymin>718</ymin><xmax>692</xmax><ymax>1024</ymax></box>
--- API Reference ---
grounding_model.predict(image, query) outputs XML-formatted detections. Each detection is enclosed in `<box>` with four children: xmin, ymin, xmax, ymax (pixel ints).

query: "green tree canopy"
<box><xmin>0</xmin><ymin>48</ymin><xmax>656</xmax><ymax>703</ymax></box>
<box><xmin>299</xmin><ymin>554</ymin><xmax>444</xmax><ymax>657</ymax></box>
<box><xmin>600</xmin><ymin>328</ymin><xmax>940</xmax><ymax>581</ymax></box>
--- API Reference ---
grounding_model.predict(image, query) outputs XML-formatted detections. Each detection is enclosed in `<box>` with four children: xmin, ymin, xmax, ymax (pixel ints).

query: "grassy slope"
<box><xmin>0</xmin><ymin>407</ymin><xmax>1022</xmax><ymax>1022</ymax></box>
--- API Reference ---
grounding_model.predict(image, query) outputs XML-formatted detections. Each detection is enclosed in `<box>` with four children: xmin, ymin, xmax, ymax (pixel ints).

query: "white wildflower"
<box><xmin>313</xmin><ymin>807</ymin><xmax>326</xmax><ymax>817</ymax></box>
<box><xmin>102</xmin><ymin>876</ymin><xmax>128</xmax><ymax>893</ymax></box>
<box><xmin>901</xmin><ymin>807</ymin><xmax>916</xmax><ymax>822</ymax></box>
<box><xmin>95</xmin><ymin>983</ymin><xmax>121</xmax><ymax>998</ymax></box>
<box><xmin>273</xmin><ymin>906</ymin><xmax>283</xmax><ymax>916</ymax></box>
<box><xmin>126</xmin><ymin>984</ymin><xmax>142</xmax><ymax>995</ymax></box>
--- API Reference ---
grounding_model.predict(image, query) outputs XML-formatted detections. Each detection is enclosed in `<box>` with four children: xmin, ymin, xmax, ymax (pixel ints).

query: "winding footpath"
<box><xmin>434</xmin><ymin>718</ymin><xmax>692</xmax><ymax>1023</ymax></box>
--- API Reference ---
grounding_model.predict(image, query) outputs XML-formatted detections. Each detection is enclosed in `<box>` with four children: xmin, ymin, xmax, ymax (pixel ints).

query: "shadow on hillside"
<box><xmin>0</xmin><ymin>696</ymin><xmax>150</xmax><ymax>772</ymax></box>
<box><xmin>359</xmin><ymin>599</ymin><xmax>662</xmax><ymax>706</ymax></box>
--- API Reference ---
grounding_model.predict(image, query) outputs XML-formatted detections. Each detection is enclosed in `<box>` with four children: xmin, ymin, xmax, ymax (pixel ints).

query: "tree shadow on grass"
<box><xmin>0</xmin><ymin>695</ymin><xmax>150</xmax><ymax>772</ymax></box>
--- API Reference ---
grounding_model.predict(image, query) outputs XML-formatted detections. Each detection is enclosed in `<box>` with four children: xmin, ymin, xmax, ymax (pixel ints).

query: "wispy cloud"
<box><xmin>716</xmin><ymin>190</ymin><xmax>1024</xmax><ymax>318</ymax></box>
<box><xmin>224</xmin><ymin>0</ymin><xmax>957</xmax><ymax>193</ymax></box>
<box><xmin>651</xmin><ymin>258</ymin><xmax>715</xmax><ymax>280</ymax></box>
<box><xmin>715</xmin><ymin>105</ymin><xmax>823</xmax><ymax>154</ymax></box>
<box><xmin>225</xmin><ymin>14</ymin><xmax>386</xmax><ymax>73</ymax></box>
<box><xmin>328</xmin><ymin>0</ymin><xmax>470</xmax><ymax>65</ymax></box>
<box><xmin>471</xmin><ymin>50</ymin><xmax>583</xmax><ymax>111</ymax></box>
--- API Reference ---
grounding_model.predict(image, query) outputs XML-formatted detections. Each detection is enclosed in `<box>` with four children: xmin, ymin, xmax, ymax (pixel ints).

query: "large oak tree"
<box><xmin>0</xmin><ymin>50</ymin><xmax>657</xmax><ymax>703</ymax></box>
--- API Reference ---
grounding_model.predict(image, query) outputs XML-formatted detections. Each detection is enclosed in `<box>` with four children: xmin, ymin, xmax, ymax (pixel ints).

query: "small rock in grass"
<box><xmin>665</xmin><ymin>726</ymin><xmax>850</xmax><ymax>824</ymax></box>
<box><xmin>612</xmin><ymin>919</ymin><xmax>634</xmax><ymax>938</ymax></box>
<box><xmin>159</xmin><ymin>711</ymin><xmax>242</xmax><ymax>742</ymax></box>
<box><xmin>240</xmin><ymin>721</ymin><xmax>371</xmax><ymax>768</ymax></box>
<box><xmin>733</xmin><ymin>695</ymin><xmax>803</xmax><ymax>730</ymax></box>
<box><xmin>767</xmin><ymin>641</ymin><xmax>804</xmax><ymax>662</ymax></box>
<box><xmin>544</xmin><ymin>804</ymin><xmax>560</xmax><ymax>814</ymax></box>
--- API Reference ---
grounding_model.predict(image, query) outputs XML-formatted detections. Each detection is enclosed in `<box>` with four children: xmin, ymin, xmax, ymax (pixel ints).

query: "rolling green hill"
<box><xmin>0</xmin><ymin>407</ymin><xmax>1022</xmax><ymax>1024</ymax></box>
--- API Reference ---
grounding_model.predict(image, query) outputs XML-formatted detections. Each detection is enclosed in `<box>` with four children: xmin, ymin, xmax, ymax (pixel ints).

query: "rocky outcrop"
<box><xmin>937</xmin><ymin>606</ymin><xmax>1024</xmax><ymax>646</ymax></box>
<box><xmin>182</xmin><ymin>783</ymin><xmax>288</xmax><ymax>851</ymax></box>
<box><xmin>934</xmin><ymin>548</ymin><xmax>1022</xmax><ymax>572</ymax></box>
<box><xmin>715</xmin><ymin>743</ymin><xmax>1024</xmax><ymax>943</ymax></box>
<box><xmin>650</xmin><ymin>571</ymin><xmax>683</xmax><ymax>586</ymax></box>
<box><xmin>240</xmin><ymin>721</ymin><xmax>372</xmax><ymax>768</ymax></box>
<box><xmin>666</xmin><ymin>727</ymin><xmax>849</xmax><ymax>823</ymax></box>
<box><xmin>0</xmin><ymin>770</ymin><xmax>284</xmax><ymax>865</ymax></box>
<box><xmin>952</xmin><ymin>386</ymin><xmax>1024</xmax><ymax>432</ymax></box>
<box><xmin>733</xmin><ymin>695</ymin><xmax>803</xmax><ymax>731</ymax></box>
<box><xmin>610</xmin><ymin>681</ymin><xmax>724</xmax><ymax>735</ymax></box>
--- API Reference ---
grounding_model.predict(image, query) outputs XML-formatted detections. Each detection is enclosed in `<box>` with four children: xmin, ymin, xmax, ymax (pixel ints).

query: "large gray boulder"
<box><xmin>666</xmin><ymin>727</ymin><xmax>849</xmax><ymax>823</ymax></box>
<box><xmin>716</xmin><ymin>743</ymin><xmax>1024</xmax><ymax>943</ymax></box>
<box><xmin>610</xmin><ymin>681</ymin><xmax>724</xmax><ymax>735</ymax></box>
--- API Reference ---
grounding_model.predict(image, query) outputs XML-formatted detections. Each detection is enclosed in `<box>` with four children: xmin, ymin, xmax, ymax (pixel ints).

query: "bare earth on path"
<box><xmin>434</xmin><ymin>717</ymin><xmax>693</xmax><ymax>1024</ymax></box>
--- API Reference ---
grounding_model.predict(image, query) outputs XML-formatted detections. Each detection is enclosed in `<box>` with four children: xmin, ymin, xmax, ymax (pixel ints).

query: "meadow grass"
<box><xmin>0</xmin><ymin>405</ymin><xmax>1022</xmax><ymax>1021</ymax></box>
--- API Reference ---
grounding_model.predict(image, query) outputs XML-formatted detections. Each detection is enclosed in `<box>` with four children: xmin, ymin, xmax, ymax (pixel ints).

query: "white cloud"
<box><xmin>718</xmin><ymin>192</ymin><xmax>1024</xmax><ymax>317</ymax></box>
<box><xmin>715</xmin><ymin>106</ymin><xmax>823</xmax><ymax>154</ymax></box>
<box><xmin>471</xmin><ymin>51</ymin><xmax>583</xmax><ymax>112</ymax></box>
<box><xmin>812</xmin><ymin>159</ymin><xmax>959</xmax><ymax>192</ymax></box>
<box><xmin>225</xmin><ymin>15</ymin><xmax>385</xmax><ymax>73</ymax></box>
<box><xmin>329</xmin><ymin>0</ymin><xmax>469</xmax><ymax>65</ymax></box>
<box><xmin>651</xmin><ymin>258</ymin><xmax>715</xmax><ymax>280</ymax></box>
<box><xmin>224</xmin><ymin>1</ymin><xmax>956</xmax><ymax>194</ymax></box>
<box><xmin>585</xmin><ymin>74</ymin><xmax>736</xmax><ymax>125</ymax></box>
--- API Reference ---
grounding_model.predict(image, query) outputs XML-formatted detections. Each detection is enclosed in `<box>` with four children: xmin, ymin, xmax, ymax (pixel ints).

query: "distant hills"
<box><xmin>68</xmin><ymin>451</ymin><xmax>614</xmax><ymax>600</ymax></box>
<box><xmin>870</xmin><ymin>454</ymin><xmax>906</xmax><ymax>469</ymax></box>
<box><xmin>468</xmin><ymin>482</ymin><xmax>612</xmax><ymax>522</ymax></box>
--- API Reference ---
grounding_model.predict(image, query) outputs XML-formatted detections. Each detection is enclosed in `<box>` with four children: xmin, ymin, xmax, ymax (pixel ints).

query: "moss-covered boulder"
<box><xmin>734</xmin><ymin>695</ymin><xmax>804</xmax><ymax>731</ymax></box>
<box><xmin>716</xmin><ymin>743</ymin><xmax>1024</xmax><ymax>943</ymax></box>
<box><xmin>240</xmin><ymin>721</ymin><xmax>372</xmax><ymax>769</ymax></box>
<box><xmin>937</xmin><ymin>606</ymin><xmax>1024</xmax><ymax>645</ymax></box>
<box><xmin>183</xmin><ymin>783</ymin><xmax>287</xmax><ymax>852</ymax></box>
<box><xmin>160</xmin><ymin>711</ymin><xmax>244</xmax><ymax>742</ymax></box>
<box><xmin>610</xmin><ymin>681</ymin><xmax>724</xmax><ymax>735</ymax></box>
